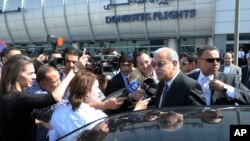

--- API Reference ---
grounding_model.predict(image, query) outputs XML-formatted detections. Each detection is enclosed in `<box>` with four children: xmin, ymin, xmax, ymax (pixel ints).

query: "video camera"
<box><xmin>48</xmin><ymin>57</ymin><xmax>65</xmax><ymax>71</ymax></box>
<box><xmin>88</xmin><ymin>55</ymin><xmax>119</xmax><ymax>76</ymax></box>
<box><xmin>45</xmin><ymin>35</ymin><xmax>65</xmax><ymax>70</ymax></box>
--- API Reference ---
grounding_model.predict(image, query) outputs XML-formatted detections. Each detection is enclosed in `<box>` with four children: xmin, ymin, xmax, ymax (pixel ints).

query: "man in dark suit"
<box><xmin>152</xmin><ymin>47</ymin><xmax>206</xmax><ymax>108</ymax></box>
<box><xmin>241</xmin><ymin>56</ymin><xmax>250</xmax><ymax>89</ymax></box>
<box><xmin>188</xmin><ymin>46</ymin><xmax>250</xmax><ymax>105</ymax></box>
<box><xmin>105</xmin><ymin>54</ymin><xmax>134</xmax><ymax>96</ymax></box>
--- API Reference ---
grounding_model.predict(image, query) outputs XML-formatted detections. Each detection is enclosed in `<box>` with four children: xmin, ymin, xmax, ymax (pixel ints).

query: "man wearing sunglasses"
<box><xmin>179</xmin><ymin>52</ymin><xmax>199</xmax><ymax>73</ymax></box>
<box><xmin>152</xmin><ymin>47</ymin><xmax>206</xmax><ymax>108</ymax></box>
<box><xmin>188</xmin><ymin>46</ymin><xmax>250</xmax><ymax>105</ymax></box>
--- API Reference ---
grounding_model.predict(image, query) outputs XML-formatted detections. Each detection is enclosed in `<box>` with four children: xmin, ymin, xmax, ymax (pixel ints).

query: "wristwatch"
<box><xmin>73</xmin><ymin>65</ymin><xmax>79</xmax><ymax>73</ymax></box>
<box><xmin>223</xmin><ymin>84</ymin><xmax>229</xmax><ymax>93</ymax></box>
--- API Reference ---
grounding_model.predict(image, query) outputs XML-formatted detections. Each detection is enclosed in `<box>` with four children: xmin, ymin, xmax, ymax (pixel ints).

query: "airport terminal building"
<box><xmin>0</xmin><ymin>0</ymin><xmax>250</xmax><ymax>54</ymax></box>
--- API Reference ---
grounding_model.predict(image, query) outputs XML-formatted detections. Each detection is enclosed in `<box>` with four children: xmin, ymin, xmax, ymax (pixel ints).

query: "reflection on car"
<box><xmin>58</xmin><ymin>106</ymin><xmax>250</xmax><ymax>141</ymax></box>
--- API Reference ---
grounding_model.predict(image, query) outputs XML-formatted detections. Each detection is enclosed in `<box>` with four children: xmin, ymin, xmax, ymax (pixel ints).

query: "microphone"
<box><xmin>142</xmin><ymin>78</ymin><xmax>158</xmax><ymax>99</ymax></box>
<box><xmin>142</xmin><ymin>78</ymin><xmax>154</xmax><ymax>90</ymax></box>
<box><xmin>126</xmin><ymin>79</ymin><xmax>140</xmax><ymax>94</ymax></box>
<box><xmin>102</xmin><ymin>80</ymin><xmax>140</xmax><ymax>115</ymax></box>
<box><xmin>121</xmin><ymin>79</ymin><xmax>140</xmax><ymax>97</ymax></box>
<box><xmin>102</xmin><ymin>79</ymin><xmax>140</xmax><ymax>101</ymax></box>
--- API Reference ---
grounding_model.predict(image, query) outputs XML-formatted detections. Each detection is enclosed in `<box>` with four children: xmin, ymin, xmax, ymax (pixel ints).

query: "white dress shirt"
<box><xmin>198</xmin><ymin>73</ymin><xmax>214</xmax><ymax>106</ymax></box>
<box><xmin>198</xmin><ymin>72</ymin><xmax>235</xmax><ymax>105</ymax></box>
<box><xmin>238</xmin><ymin>51</ymin><xmax>245</xmax><ymax>58</ymax></box>
<box><xmin>223</xmin><ymin>66</ymin><xmax>230</xmax><ymax>73</ymax></box>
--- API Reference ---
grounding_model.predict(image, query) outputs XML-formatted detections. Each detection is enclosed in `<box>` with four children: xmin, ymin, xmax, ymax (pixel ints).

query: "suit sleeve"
<box><xmin>238</xmin><ymin>67</ymin><xmax>242</xmax><ymax>80</ymax></box>
<box><xmin>105</xmin><ymin>80</ymin><xmax>114</xmax><ymax>96</ymax></box>
<box><xmin>233</xmin><ymin>75</ymin><xmax>250</xmax><ymax>104</ymax></box>
<box><xmin>15</xmin><ymin>92</ymin><xmax>56</xmax><ymax>110</ymax></box>
<box><xmin>188</xmin><ymin>82</ymin><xmax>206</xmax><ymax>106</ymax></box>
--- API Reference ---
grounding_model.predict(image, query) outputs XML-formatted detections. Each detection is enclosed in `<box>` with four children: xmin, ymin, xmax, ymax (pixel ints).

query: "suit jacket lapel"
<box><xmin>162</xmin><ymin>81</ymin><xmax>178</xmax><ymax>106</ymax></box>
<box><xmin>211</xmin><ymin>72</ymin><xmax>230</xmax><ymax>104</ymax></box>
<box><xmin>229</xmin><ymin>65</ymin><xmax>237</xmax><ymax>74</ymax></box>
<box><xmin>192</xmin><ymin>71</ymin><xmax>200</xmax><ymax>80</ymax></box>
<box><xmin>162</xmin><ymin>73</ymin><xmax>182</xmax><ymax>106</ymax></box>
<box><xmin>156</xmin><ymin>81</ymin><xmax>165</xmax><ymax>106</ymax></box>
<box><xmin>118</xmin><ymin>72</ymin><xmax>128</xmax><ymax>87</ymax></box>
<box><xmin>219</xmin><ymin>65</ymin><xmax>224</xmax><ymax>72</ymax></box>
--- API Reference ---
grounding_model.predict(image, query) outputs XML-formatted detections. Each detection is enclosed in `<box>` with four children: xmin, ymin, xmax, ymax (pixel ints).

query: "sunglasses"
<box><xmin>121</xmin><ymin>63</ymin><xmax>132</xmax><ymax>67</ymax></box>
<box><xmin>181</xmin><ymin>61</ymin><xmax>190</xmax><ymax>66</ymax></box>
<box><xmin>200</xmin><ymin>58</ymin><xmax>221</xmax><ymax>63</ymax></box>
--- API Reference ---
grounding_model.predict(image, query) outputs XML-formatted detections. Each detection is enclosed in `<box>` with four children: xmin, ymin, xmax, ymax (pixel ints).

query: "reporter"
<box><xmin>49</xmin><ymin>70</ymin><xmax>150</xmax><ymax>141</ymax></box>
<box><xmin>0</xmin><ymin>54</ymin><xmax>77</xmax><ymax>141</ymax></box>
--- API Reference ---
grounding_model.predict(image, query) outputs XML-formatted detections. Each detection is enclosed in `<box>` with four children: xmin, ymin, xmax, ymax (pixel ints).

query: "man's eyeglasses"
<box><xmin>151</xmin><ymin>61</ymin><xmax>170</xmax><ymax>68</ymax></box>
<box><xmin>200</xmin><ymin>58</ymin><xmax>221</xmax><ymax>63</ymax></box>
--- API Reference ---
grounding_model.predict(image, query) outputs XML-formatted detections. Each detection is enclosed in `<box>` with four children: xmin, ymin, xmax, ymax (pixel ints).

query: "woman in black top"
<box><xmin>0</xmin><ymin>54</ymin><xmax>78</xmax><ymax>141</ymax></box>
<box><xmin>0</xmin><ymin>95</ymin><xmax>4</xmax><ymax>137</ymax></box>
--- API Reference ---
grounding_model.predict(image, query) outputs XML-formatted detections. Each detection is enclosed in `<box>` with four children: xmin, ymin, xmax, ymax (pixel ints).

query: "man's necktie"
<box><xmin>201</xmin><ymin>77</ymin><xmax>211</xmax><ymax>105</ymax></box>
<box><xmin>125</xmin><ymin>77</ymin><xmax>129</xmax><ymax>87</ymax></box>
<box><xmin>159</xmin><ymin>84</ymin><xmax>169</xmax><ymax>108</ymax></box>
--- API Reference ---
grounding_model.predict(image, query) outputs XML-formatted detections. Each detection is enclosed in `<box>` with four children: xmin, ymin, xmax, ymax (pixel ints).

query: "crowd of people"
<box><xmin>0</xmin><ymin>44</ymin><xmax>250</xmax><ymax>141</ymax></box>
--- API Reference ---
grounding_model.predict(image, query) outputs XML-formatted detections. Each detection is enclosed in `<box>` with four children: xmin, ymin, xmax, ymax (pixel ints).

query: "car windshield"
<box><xmin>57</xmin><ymin>106</ymin><xmax>250</xmax><ymax>141</ymax></box>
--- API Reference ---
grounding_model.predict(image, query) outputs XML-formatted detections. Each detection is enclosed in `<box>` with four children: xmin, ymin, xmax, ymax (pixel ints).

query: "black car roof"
<box><xmin>58</xmin><ymin>106</ymin><xmax>250</xmax><ymax>141</ymax></box>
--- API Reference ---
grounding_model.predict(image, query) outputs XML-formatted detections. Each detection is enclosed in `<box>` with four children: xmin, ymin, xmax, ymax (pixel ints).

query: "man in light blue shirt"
<box><xmin>188</xmin><ymin>46</ymin><xmax>250</xmax><ymax>105</ymax></box>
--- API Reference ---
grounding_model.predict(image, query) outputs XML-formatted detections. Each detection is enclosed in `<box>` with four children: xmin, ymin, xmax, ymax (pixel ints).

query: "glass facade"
<box><xmin>226</xmin><ymin>33</ymin><xmax>250</xmax><ymax>52</ymax></box>
<box><xmin>0</xmin><ymin>0</ymin><xmax>214</xmax><ymax>53</ymax></box>
<box><xmin>81</xmin><ymin>39</ymin><xmax>165</xmax><ymax>55</ymax></box>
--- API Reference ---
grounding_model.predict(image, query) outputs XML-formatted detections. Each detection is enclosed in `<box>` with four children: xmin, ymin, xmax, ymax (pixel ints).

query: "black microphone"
<box><xmin>142</xmin><ymin>78</ymin><xmax>154</xmax><ymax>90</ymax></box>
<box><xmin>142</xmin><ymin>78</ymin><xmax>158</xmax><ymax>99</ymax></box>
